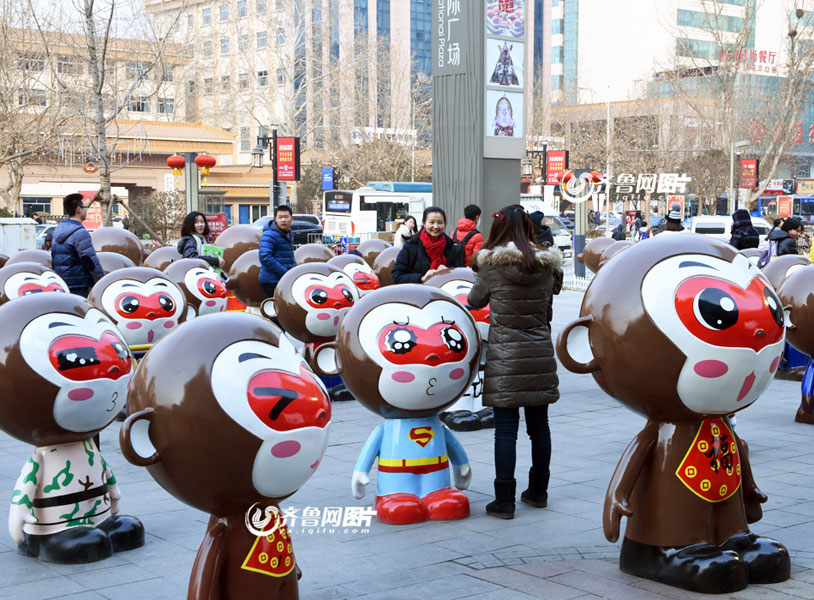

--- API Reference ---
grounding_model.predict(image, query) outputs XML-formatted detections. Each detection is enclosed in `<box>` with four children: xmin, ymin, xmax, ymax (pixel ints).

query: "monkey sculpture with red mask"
<box><xmin>327</xmin><ymin>254</ymin><xmax>381</xmax><ymax>296</ymax></box>
<box><xmin>314</xmin><ymin>285</ymin><xmax>480</xmax><ymax>525</ymax></box>
<box><xmin>88</xmin><ymin>267</ymin><xmax>187</xmax><ymax>349</ymax></box>
<box><xmin>120</xmin><ymin>312</ymin><xmax>331</xmax><ymax>599</ymax></box>
<box><xmin>0</xmin><ymin>293</ymin><xmax>144</xmax><ymax>563</ymax></box>
<box><xmin>777</xmin><ymin>265</ymin><xmax>814</xmax><ymax>424</ymax></box>
<box><xmin>0</xmin><ymin>262</ymin><xmax>69</xmax><ymax>305</ymax></box>
<box><xmin>425</xmin><ymin>268</ymin><xmax>492</xmax><ymax>431</ymax></box>
<box><xmin>556</xmin><ymin>235</ymin><xmax>790</xmax><ymax>594</ymax></box>
<box><xmin>165</xmin><ymin>258</ymin><xmax>229</xmax><ymax>317</ymax></box>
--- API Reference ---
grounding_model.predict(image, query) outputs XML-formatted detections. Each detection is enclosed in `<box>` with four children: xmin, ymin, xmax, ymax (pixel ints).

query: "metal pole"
<box><xmin>728</xmin><ymin>141</ymin><xmax>735</xmax><ymax>216</ymax></box>
<box><xmin>185</xmin><ymin>152</ymin><xmax>199</xmax><ymax>213</ymax></box>
<box><xmin>271</xmin><ymin>128</ymin><xmax>279</xmax><ymax>208</ymax></box>
<box><xmin>606</xmin><ymin>101</ymin><xmax>613</xmax><ymax>237</ymax></box>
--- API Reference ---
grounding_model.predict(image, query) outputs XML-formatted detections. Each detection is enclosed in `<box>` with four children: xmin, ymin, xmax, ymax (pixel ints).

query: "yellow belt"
<box><xmin>378</xmin><ymin>455</ymin><xmax>448</xmax><ymax>468</ymax></box>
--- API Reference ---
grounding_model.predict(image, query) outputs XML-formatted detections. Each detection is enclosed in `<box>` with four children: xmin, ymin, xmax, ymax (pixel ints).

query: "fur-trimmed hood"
<box><xmin>471</xmin><ymin>241</ymin><xmax>562</xmax><ymax>276</ymax></box>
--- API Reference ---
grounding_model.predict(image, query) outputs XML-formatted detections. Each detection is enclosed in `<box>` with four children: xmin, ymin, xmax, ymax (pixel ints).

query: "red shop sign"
<box><xmin>276</xmin><ymin>137</ymin><xmax>301</xmax><ymax>181</ymax></box>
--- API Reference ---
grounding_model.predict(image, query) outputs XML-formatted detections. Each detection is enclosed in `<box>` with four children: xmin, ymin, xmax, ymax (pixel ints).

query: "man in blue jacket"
<box><xmin>259</xmin><ymin>204</ymin><xmax>296</xmax><ymax>297</ymax></box>
<box><xmin>51</xmin><ymin>193</ymin><xmax>105</xmax><ymax>297</ymax></box>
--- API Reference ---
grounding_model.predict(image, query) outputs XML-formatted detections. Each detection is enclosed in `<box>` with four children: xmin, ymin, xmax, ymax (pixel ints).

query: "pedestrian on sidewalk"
<box><xmin>51</xmin><ymin>192</ymin><xmax>105</xmax><ymax>297</ymax></box>
<box><xmin>728</xmin><ymin>208</ymin><xmax>759</xmax><ymax>249</ymax></box>
<box><xmin>452</xmin><ymin>204</ymin><xmax>484</xmax><ymax>267</ymax></box>
<box><xmin>259</xmin><ymin>205</ymin><xmax>296</xmax><ymax>297</ymax></box>
<box><xmin>659</xmin><ymin>203</ymin><xmax>689</xmax><ymax>236</ymax></box>
<box><xmin>393</xmin><ymin>215</ymin><xmax>417</xmax><ymax>248</ymax></box>
<box><xmin>467</xmin><ymin>205</ymin><xmax>561</xmax><ymax>519</ymax></box>
<box><xmin>177</xmin><ymin>211</ymin><xmax>226</xmax><ymax>269</ymax></box>
<box><xmin>392</xmin><ymin>206</ymin><xmax>462</xmax><ymax>283</ymax></box>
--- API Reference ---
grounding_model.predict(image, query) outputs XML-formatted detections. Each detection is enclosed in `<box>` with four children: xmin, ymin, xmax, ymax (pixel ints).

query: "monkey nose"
<box><xmin>333</xmin><ymin>302</ymin><xmax>342</xmax><ymax>308</ymax></box>
<box><xmin>754</xmin><ymin>329</ymin><xmax>766</xmax><ymax>337</ymax></box>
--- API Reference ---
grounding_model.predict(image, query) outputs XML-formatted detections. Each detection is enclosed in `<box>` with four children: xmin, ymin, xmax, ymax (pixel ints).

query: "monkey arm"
<box><xmin>8</xmin><ymin>449</ymin><xmax>42</xmax><ymax>545</ymax></box>
<box><xmin>101</xmin><ymin>456</ymin><xmax>120</xmax><ymax>515</ymax></box>
<box><xmin>735</xmin><ymin>435</ymin><xmax>767</xmax><ymax>524</ymax></box>
<box><xmin>187</xmin><ymin>518</ymin><xmax>228</xmax><ymax>600</ymax></box>
<box><xmin>354</xmin><ymin>424</ymin><xmax>384</xmax><ymax>475</ymax></box>
<box><xmin>603</xmin><ymin>422</ymin><xmax>658</xmax><ymax>543</ymax></box>
<box><xmin>441</xmin><ymin>424</ymin><xmax>469</xmax><ymax>466</ymax></box>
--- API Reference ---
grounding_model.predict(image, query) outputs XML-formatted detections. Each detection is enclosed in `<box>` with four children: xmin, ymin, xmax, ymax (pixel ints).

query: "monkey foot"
<box><xmin>619</xmin><ymin>537</ymin><xmax>748</xmax><ymax>594</ymax></box>
<box><xmin>374</xmin><ymin>493</ymin><xmax>429</xmax><ymax>525</ymax></box>
<box><xmin>476</xmin><ymin>407</ymin><xmax>495</xmax><ymax>429</ymax></box>
<box><xmin>19</xmin><ymin>526</ymin><xmax>113</xmax><ymax>564</ymax></box>
<box><xmin>422</xmin><ymin>488</ymin><xmax>470</xmax><ymax>521</ymax></box>
<box><xmin>97</xmin><ymin>515</ymin><xmax>145</xmax><ymax>552</ymax></box>
<box><xmin>795</xmin><ymin>398</ymin><xmax>814</xmax><ymax>424</ymax></box>
<box><xmin>721</xmin><ymin>532</ymin><xmax>791</xmax><ymax>584</ymax></box>
<box><xmin>441</xmin><ymin>411</ymin><xmax>482</xmax><ymax>431</ymax></box>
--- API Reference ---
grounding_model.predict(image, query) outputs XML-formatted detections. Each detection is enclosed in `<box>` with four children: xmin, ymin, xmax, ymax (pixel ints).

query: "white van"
<box><xmin>322</xmin><ymin>187</ymin><xmax>432</xmax><ymax>237</ymax></box>
<box><xmin>690</xmin><ymin>215</ymin><xmax>770</xmax><ymax>249</ymax></box>
<box><xmin>519</xmin><ymin>196</ymin><xmax>573</xmax><ymax>258</ymax></box>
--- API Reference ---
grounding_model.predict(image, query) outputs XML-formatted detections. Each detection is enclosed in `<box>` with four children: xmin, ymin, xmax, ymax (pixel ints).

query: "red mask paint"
<box><xmin>18</xmin><ymin>282</ymin><xmax>66</xmax><ymax>296</ymax></box>
<box><xmin>352</xmin><ymin>271</ymin><xmax>380</xmax><ymax>292</ymax></box>
<box><xmin>455</xmin><ymin>293</ymin><xmax>490</xmax><ymax>324</ymax></box>
<box><xmin>304</xmin><ymin>284</ymin><xmax>355</xmax><ymax>309</ymax></box>
<box><xmin>49</xmin><ymin>332</ymin><xmax>132</xmax><ymax>381</ymax></box>
<box><xmin>247</xmin><ymin>365</ymin><xmax>330</xmax><ymax>431</ymax></box>
<box><xmin>378</xmin><ymin>322</ymin><xmax>468</xmax><ymax>365</ymax></box>
<box><xmin>115</xmin><ymin>292</ymin><xmax>177</xmax><ymax>320</ymax></box>
<box><xmin>197</xmin><ymin>277</ymin><xmax>228</xmax><ymax>299</ymax></box>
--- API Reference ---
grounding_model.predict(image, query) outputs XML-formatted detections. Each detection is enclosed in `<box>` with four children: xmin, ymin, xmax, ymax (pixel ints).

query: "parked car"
<box><xmin>689</xmin><ymin>215</ymin><xmax>770</xmax><ymax>248</ymax></box>
<box><xmin>294</xmin><ymin>213</ymin><xmax>323</xmax><ymax>228</ymax></box>
<box><xmin>252</xmin><ymin>216</ymin><xmax>323</xmax><ymax>246</ymax></box>
<box><xmin>35</xmin><ymin>224</ymin><xmax>56</xmax><ymax>248</ymax></box>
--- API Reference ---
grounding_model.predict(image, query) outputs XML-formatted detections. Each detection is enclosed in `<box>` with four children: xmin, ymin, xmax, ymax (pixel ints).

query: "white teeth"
<box><xmin>66</xmin><ymin>353</ymin><xmax>77</xmax><ymax>362</ymax></box>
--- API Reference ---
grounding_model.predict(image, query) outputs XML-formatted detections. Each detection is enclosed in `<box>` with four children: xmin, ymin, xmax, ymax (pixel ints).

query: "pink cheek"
<box><xmin>163</xmin><ymin>321</ymin><xmax>175</xmax><ymax>329</ymax></box>
<box><xmin>333</xmin><ymin>316</ymin><xmax>339</xmax><ymax>326</ymax></box>
<box><xmin>317</xmin><ymin>312</ymin><xmax>331</xmax><ymax>320</ymax></box>
<box><xmin>392</xmin><ymin>371</ymin><xmax>415</xmax><ymax>383</ymax></box>
<box><xmin>694</xmin><ymin>360</ymin><xmax>729</xmax><ymax>378</ymax></box>
<box><xmin>271</xmin><ymin>440</ymin><xmax>301</xmax><ymax>458</ymax></box>
<box><xmin>126</xmin><ymin>322</ymin><xmax>142</xmax><ymax>330</ymax></box>
<box><xmin>205</xmin><ymin>300</ymin><xmax>216</xmax><ymax>307</ymax></box>
<box><xmin>68</xmin><ymin>388</ymin><xmax>94</xmax><ymax>401</ymax></box>
<box><xmin>449</xmin><ymin>368</ymin><xmax>465</xmax><ymax>380</ymax></box>
<box><xmin>770</xmin><ymin>356</ymin><xmax>781</xmax><ymax>373</ymax></box>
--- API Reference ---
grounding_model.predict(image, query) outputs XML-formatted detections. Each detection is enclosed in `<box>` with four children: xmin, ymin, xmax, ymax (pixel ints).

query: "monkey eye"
<box><xmin>695</xmin><ymin>288</ymin><xmax>739</xmax><ymax>331</ymax></box>
<box><xmin>340</xmin><ymin>287</ymin><xmax>355</xmax><ymax>303</ymax></box>
<box><xmin>385</xmin><ymin>327</ymin><xmax>417</xmax><ymax>354</ymax></box>
<box><xmin>158</xmin><ymin>294</ymin><xmax>175</xmax><ymax>313</ymax></box>
<box><xmin>441</xmin><ymin>326</ymin><xmax>466</xmax><ymax>353</ymax></box>
<box><xmin>763</xmin><ymin>287</ymin><xmax>784</xmax><ymax>329</ymax></box>
<box><xmin>308</xmin><ymin>288</ymin><xmax>328</xmax><ymax>305</ymax></box>
<box><xmin>118</xmin><ymin>295</ymin><xmax>140</xmax><ymax>314</ymax></box>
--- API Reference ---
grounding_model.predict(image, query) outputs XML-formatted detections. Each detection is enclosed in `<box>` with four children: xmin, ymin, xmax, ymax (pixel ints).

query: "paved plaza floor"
<box><xmin>0</xmin><ymin>291</ymin><xmax>813</xmax><ymax>599</ymax></box>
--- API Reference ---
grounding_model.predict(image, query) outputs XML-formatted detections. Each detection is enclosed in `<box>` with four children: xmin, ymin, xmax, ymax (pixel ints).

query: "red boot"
<box><xmin>374</xmin><ymin>493</ymin><xmax>429</xmax><ymax>525</ymax></box>
<box><xmin>423</xmin><ymin>488</ymin><xmax>470</xmax><ymax>521</ymax></box>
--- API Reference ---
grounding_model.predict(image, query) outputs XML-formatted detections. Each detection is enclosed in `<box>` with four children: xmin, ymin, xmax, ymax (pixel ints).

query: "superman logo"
<box><xmin>409</xmin><ymin>427</ymin><xmax>435</xmax><ymax>448</ymax></box>
<box><xmin>676</xmin><ymin>418</ymin><xmax>741</xmax><ymax>503</ymax></box>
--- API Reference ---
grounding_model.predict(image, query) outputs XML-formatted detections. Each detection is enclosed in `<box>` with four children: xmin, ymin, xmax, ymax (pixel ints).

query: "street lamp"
<box><xmin>251</xmin><ymin>145</ymin><xmax>264</xmax><ymax>168</ymax></box>
<box><xmin>257</xmin><ymin>126</ymin><xmax>280</xmax><ymax>207</ymax></box>
<box><xmin>521</xmin><ymin>158</ymin><xmax>534</xmax><ymax>179</ymax></box>
<box><xmin>729</xmin><ymin>139</ymin><xmax>749</xmax><ymax>214</ymax></box>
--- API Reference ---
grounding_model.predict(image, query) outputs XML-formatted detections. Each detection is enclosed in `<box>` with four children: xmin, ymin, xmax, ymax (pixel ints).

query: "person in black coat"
<box><xmin>392</xmin><ymin>206</ymin><xmax>462</xmax><ymax>283</ymax></box>
<box><xmin>728</xmin><ymin>209</ymin><xmax>759</xmax><ymax>250</ymax></box>
<box><xmin>528</xmin><ymin>211</ymin><xmax>555</xmax><ymax>248</ymax></box>
<box><xmin>177</xmin><ymin>212</ymin><xmax>225</xmax><ymax>269</ymax></box>
<box><xmin>768</xmin><ymin>216</ymin><xmax>803</xmax><ymax>256</ymax></box>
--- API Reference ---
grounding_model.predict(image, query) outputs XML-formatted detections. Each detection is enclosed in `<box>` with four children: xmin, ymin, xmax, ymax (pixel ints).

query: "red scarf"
<box><xmin>420</xmin><ymin>229</ymin><xmax>447</xmax><ymax>269</ymax></box>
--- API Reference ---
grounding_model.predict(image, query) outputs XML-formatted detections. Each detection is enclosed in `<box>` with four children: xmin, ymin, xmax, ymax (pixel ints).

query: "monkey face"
<box><xmin>180</xmin><ymin>264</ymin><xmax>228</xmax><ymax>315</ymax></box>
<box><xmin>427</xmin><ymin>269</ymin><xmax>491</xmax><ymax>340</ymax></box>
<box><xmin>778</xmin><ymin>265</ymin><xmax>814</xmax><ymax>356</ymax></box>
<box><xmin>211</xmin><ymin>335</ymin><xmax>330</xmax><ymax>497</ymax></box>
<box><xmin>336</xmin><ymin>286</ymin><xmax>479</xmax><ymax>417</ymax></box>
<box><xmin>642</xmin><ymin>253</ymin><xmax>784</xmax><ymax>414</ymax></box>
<box><xmin>0</xmin><ymin>262</ymin><xmax>69</xmax><ymax>304</ymax></box>
<box><xmin>90</xmin><ymin>268</ymin><xmax>187</xmax><ymax>346</ymax></box>
<box><xmin>329</xmin><ymin>255</ymin><xmax>381</xmax><ymax>296</ymax></box>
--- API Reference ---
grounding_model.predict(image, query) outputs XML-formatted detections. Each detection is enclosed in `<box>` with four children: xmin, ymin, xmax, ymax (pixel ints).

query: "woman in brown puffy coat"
<box><xmin>468</xmin><ymin>205</ymin><xmax>562</xmax><ymax>519</ymax></box>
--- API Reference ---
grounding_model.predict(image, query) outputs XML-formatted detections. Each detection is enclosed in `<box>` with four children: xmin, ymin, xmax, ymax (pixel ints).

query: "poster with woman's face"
<box><xmin>486</xmin><ymin>0</ymin><xmax>525</xmax><ymax>38</ymax></box>
<box><xmin>485</xmin><ymin>90</ymin><xmax>524</xmax><ymax>138</ymax></box>
<box><xmin>486</xmin><ymin>39</ymin><xmax>524</xmax><ymax>88</ymax></box>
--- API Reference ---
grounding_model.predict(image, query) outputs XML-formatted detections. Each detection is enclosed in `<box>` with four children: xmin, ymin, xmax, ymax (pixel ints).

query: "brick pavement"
<box><xmin>0</xmin><ymin>291</ymin><xmax>812</xmax><ymax>599</ymax></box>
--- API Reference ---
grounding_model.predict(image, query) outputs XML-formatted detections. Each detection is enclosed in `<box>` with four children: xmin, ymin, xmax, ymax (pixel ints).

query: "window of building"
<box><xmin>128</xmin><ymin>96</ymin><xmax>150</xmax><ymax>112</ymax></box>
<box><xmin>552</xmin><ymin>19</ymin><xmax>563</xmax><ymax>34</ymax></box>
<box><xmin>551</xmin><ymin>75</ymin><xmax>563</xmax><ymax>90</ymax></box>
<box><xmin>187</xmin><ymin>14</ymin><xmax>194</xmax><ymax>28</ymax></box>
<box><xmin>203</xmin><ymin>78</ymin><xmax>214</xmax><ymax>94</ymax></box>
<box><xmin>161</xmin><ymin>67</ymin><xmax>174</xmax><ymax>82</ymax></box>
<box><xmin>221</xmin><ymin>74</ymin><xmax>231</xmax><ymax>91</ymax></box>
<box><xmin>257</xmin><ymin>70</ymin><xmax>268</xmax><ymax>86</ymax></box>
<box><xmin>237</xmin><ymin>0</ymin><xmax>247</xmax><ymax>17</ymax></box>
<box><xmin>551</xmin><ymin>46</ymin><xmax>563</xmax><ymax>63</ymax></box>
<box><xmin>219</xmin><ymin>3</ymin><xmax>228</xmax><ymax>21</ymax></box>
<box><xmin>125</xmin><ymin>62</ymin><xmax>151</xmax><ymax>80</ymax></box>
<box><xmin>221</xmin><ymin>37</ymin><xmax>230</xmax><ymax>54</ymax></box>
<box><xmin>17</xmin><ymin>53</ymin><xmax>44</xmax><ymax>71</ymax></box>
<box><xmin>202</xmin><ymin>6</ymin><xmax>211</xmax><ymax>25</ymax></box>
<box><xmin>203</xmin><ymin>40</ymin><xmax>213</xmax><ymax>55</ymax></box>
<box><xmin>240</xmin><ymin>126</ymin><xmax>250</xmax><ymax>151</ymax></box>
<box><xmin>257</xmin><ymin>30</ymin><xmax>267</xmax><ymax>49</ymax></box>
<box><xmin>239</xmin><ymin>72</ymin><xmax>249</xmax><ymax>89</ymax></box>
<box><xmin>238</xmin><ymin>33</ymin><xmax>249</xmax><ymax>51</ymax></box>
<box><xmin>188</xmin><ymin>80</ymin><xmax>197</xmax><ymax>93</ymax></box>
<box><xmin>796</xmin><ymin>164</ymin><xmax>811</xmax><ymax>178</ymax></box>
<box><xmin>57</xmin><ymin>56</ymin><xmax>81</xmax><ymax>74</ymax></box>
<box><xmin>17</xmin><ymin>88</ymin><xmax>47</xmax><ymax>106</ymax></box>
<box><xmin>256</xmin><ymin>0</ymin><xmax>266</xmax><ymax>14</ymax></box>
<box><xmin>276</xmin><ymin>67</ymin><xmax>286</xmax><ymax>83</ymax></box>
<box><xmin>677</xmin><ymin>9</ymin><xmax>743</xmax><ymax>33</ymax></box>
<box><xmin>157</xmin><ymin>97</ymin><xmax>175</xmax><ymax>114</ymax></box>
<box><xmin>277</xmin><ymin>27</ymin><xmax>286</xmax><ymax>44</ymax></box>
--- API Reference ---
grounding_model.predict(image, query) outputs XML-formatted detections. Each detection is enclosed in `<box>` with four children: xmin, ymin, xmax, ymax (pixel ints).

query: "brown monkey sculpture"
<box><xmin>120</xmin><ymin>312</ymin><xmax>331</xmax><ymax>599</ymax></box>
<box><xmin>740</xmin><ymin>248</ymin><xmax>762</xmax><ymax>264</ymax></box>
<box><xmin>425</xmin><ymin>268</ymin><xmax>492</xmax><ymax>431</ymax></box>
<box><xmin>96</xmin><ymin>252</ymin><xmax>136</xmax><ymax>273</ymax></box>
<box><xmin>294</xmin><ymin>243</ymin><xmax>334</xmax><ymax>264</ymax></box>
<box><xmin>313</xmin><ymin>285</ymin><xmax>480</xmax><ymax>525</ymax></box>
<box><xmin>761</xmin><ymin>254</ymin><xmax>811</xmax><ymax>292</ymax></box>
<box><xmin>556</xmin><ymin>235</ymin><xmax>790</xmax><ymax>593</ymax></box>
<box><xmin>142</xmin><ymin>246</ymin><xmax>183</xmax><ymax>271</ymax></box>
<box><xmin>372</xmin><ymin>246</ymin><xmax>401</xmax><ymax>287</ymax></box>
<box><xmin>225</xmin><ymin>250</ymin><xmax>266</xmax><ymax>315</ymax></box>
<box><xmin>777</xmin><ymin>265</ymin><xmax>814</xmax><ymax>424</ymax></box>
<box><xmin>217</xmin><ymin>225</ymin><xmax>261</xmax><ymax>273</ymax></box>
<box><xmin>0</xmin><ymin>253</ymin><xmax>8</xmax><ymax>267</ymax></box>
<box><xmin>327</xmin><ymin>254</ymin><xmax>381</xmax><ymax>296</ymax></box>
<box><xmin>91</xmin><ymin>228</ymin><xmax>143</xmax><ymax>265</ymax></box>
<box><xmin>577</xmin><ymin>237</ymin><xmax>615</xmax><ymax>273</ymax></box>
<box><xmin>88</xmin><ymin>267</ymin><xmax>187</xmax><ymax>348</ymax></box>
<box><xmin>597</xmin><ymin>240</ymin><xmax>632</xmax><ymax>270</ymax></box>
<box><xmin>166</xmin><ymin>258</ymin><xmax>229</xmax><ymax>317</ymax></box>
<box><xmin>357</xmin><ymin>238</ymin><xmax>391</xmax><ymax>267</ymax></box>
<box><xmin>6</xmin><ymin>248</ymin><xmax>52</xmax><ymax>267</ymax></box>
<box><xmin>0</xmin><ymin>262</ymin><xmax>69</xmax><ymax>305</ymax></box>
<box><xmin>0</xmin><ymin>293</ymin><xmax>143</xmax><ymax>563</ymax></box>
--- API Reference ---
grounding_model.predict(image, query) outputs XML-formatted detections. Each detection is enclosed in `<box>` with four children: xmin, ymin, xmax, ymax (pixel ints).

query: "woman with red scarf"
<box><xmin>392</xmin><ymin>206</ymin><xmax>462</xmax><ymax>283</ymax></box>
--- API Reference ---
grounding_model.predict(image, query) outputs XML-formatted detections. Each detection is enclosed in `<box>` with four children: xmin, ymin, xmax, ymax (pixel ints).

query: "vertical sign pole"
<box><xmin>271</xmin><ymin>128</ymin><xmax>279</xmax><ymax>208</ymax></box>
<box><xmin>184</xmin><ymin>152</ymin><xmax>200</xmax><ymax>213</ymax></box>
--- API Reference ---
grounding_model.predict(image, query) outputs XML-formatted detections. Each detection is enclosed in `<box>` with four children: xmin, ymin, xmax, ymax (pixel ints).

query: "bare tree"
<box><xmin>132</xmin><ymin>189</ymin><xmax>185</xmax><ymax>241</ymax></box>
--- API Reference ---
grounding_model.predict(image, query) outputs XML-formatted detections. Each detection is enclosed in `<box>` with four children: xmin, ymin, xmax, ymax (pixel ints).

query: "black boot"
<box><xmin>520</xmin><ymin>468</ymin><xmax>549</xmax><ymax>508</ymax></box>
<box><xmin>485</xmin><ymin>478</ymin><xmax>515</xmax><ymax>519</ymax></box>
<box><xmin>97</xmin><ymin>515</ymin><xmax>145</xmax><ymax>553</ymax></box>
<box><xmin>20</xmin><ymin>527</ymin><xmax>113</xmax><ymax>564</ymax></box>
<box><xmin>720</xmin><ymin>531</ymin><xmax>791</xmax><ymax>584</ymax></box>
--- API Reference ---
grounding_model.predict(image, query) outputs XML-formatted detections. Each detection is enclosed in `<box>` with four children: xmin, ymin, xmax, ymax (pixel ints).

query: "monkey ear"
<box><xmin>311</xmin><ymin>342</ymin><xmax>342</xmax><ymax>377</ymax></box>
<box><xmin>260</xmin><ymin>298</ymin><xmax>278</xmax><ymax>319</ymax></box>
<box><xmin>784</xmin><ymin>305</ymin><xmax>794</xmax><ymax>329</ymax></box>
<box><xmin>556</xmin><ymin>316</ymin><xmax>599</xmax><ymax>374</ymax></box>
<box><xmin>119</xmin><ymin>408</ymin><xmax>160</xmax><ymax>466</ymax></box>
<box><xmin>186</xmin><ymin>305</ymin><xmax>197</xmax><ymax>320</ymax></box>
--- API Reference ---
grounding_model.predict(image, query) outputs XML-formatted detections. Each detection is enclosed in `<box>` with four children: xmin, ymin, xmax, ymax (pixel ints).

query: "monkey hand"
<box><xmin>603</xmin><ymin>494</ymin><xmax>633</xmax><ymax>543</ymax></box>
<box><xmin>108</xmin><ymin>485</ymin><xmax>122</xmax><ymax>515</ymax></box>
<box><xmin>351</xmin><ymin>471</ymin><xmax>370</xmax><ymax>499</ymax></box>
<box><xmin>743</xmin><ymin>486</ymin><xmax>768</xmax><ymax>524</ymax></box>
<box><xmin>452</xmin><ymin>462</ymin><xmax>471</xmax><ymax>490</ymax></box>
<box><xmin>8</xmin><ymin>503</ymin><xmax>34</xmax><ymax>545</ymax></box>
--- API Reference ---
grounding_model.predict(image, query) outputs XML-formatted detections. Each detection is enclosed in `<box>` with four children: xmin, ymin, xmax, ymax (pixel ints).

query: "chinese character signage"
<box><xmin>484</xmin><ymin>0</ymin><xmax>527</xmax><ymax>159</ymax></box>
<box><xmin>321</xmin><ymin>167</ymin><xmax>335</xmax><ymax>191</ymax></box>
<box><xmin>740</xmin><ymin>159</ymin><xmax>758</xmax><ymax>189</ymax></box>
<box><xmin>79</xmin><ymin>190</ymin><xmax>103</xmax><ymax>230</ymax></box>
<box><xmin>434</xmin><ymin>0</ymin><xmax>468</xmax><ymax>75</ymax></box>
<box><xmin>719</xmin><ymin>48</ymin><xmax>777</xmax><ymax>74</ymax></box>
<box><xmin>204</xmin><ymin>213</ymin><xmax>227</xmax><ymax>242</ymax></box>
<box><xmin>797</xmin><ymin>178</ymin><xmax>814</xmax><ymax>195</ymax></box>
<box><xmin>546</xmin><ymin>150</ymin><xmax>568</xmax><ymax>185</ymax></box>
<box><xmin>609</xmin><ymin>172</ymin><xmax>692</xmax><ymax>201</ymax></box>
<box><xmin>276</xmin><ymin>137</ymin><xmax>301</xmax><ymax>181</ymax></box>
<box><xmin>778</xmin><ymin>195</ymin><xmax>793</xmax><ymax>218</ymax></box>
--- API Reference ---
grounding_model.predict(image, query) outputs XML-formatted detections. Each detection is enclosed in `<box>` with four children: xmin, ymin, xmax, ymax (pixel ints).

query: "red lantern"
<box><xmin>166</xmin><ymin>155</ymin><xmax>185</xmax><ymax>176</ymax></box>
<box><xmin>194</xmin><ymin>154</ymin><xmax>216</xmax><ymax>177</ymax></box>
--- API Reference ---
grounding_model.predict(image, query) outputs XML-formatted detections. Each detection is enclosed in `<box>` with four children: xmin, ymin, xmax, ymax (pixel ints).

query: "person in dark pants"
<box><xmin>728</xmin><ymin>209</ymin><xmax>759</xmax><ymax>250</ymax></box>
<box><xmin>392</xmin><ymin>206</ymin><xmax>461</xmax><ymax>283</ymax></box>
<box><xmin>177</xmin><ymin>211</ymin><xmax>226</xmax><ymax>269</ymax></box>
<box><xmin>258</xmin><ymin>205</ymin><xmax>296</xmax><ymax>297</ymax></box>
<box><xmin>51</xmin><ymin>193</ymin><xmax>105</xmax><ymax>297</ymax></box>
<box><xmin>467</xmin><ymin>205</ymin><xmax>561</xmax><ymax>519</ymax></box>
